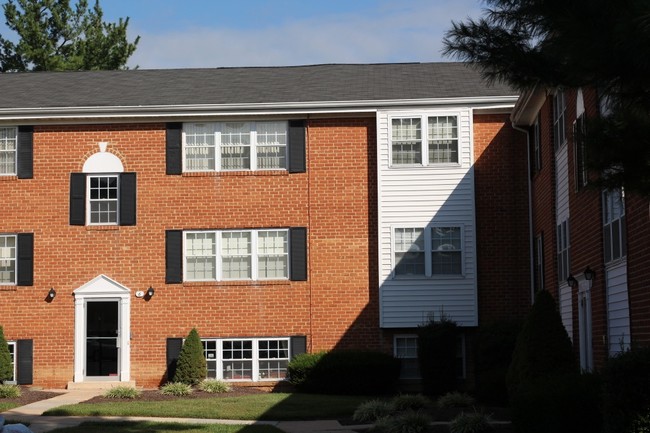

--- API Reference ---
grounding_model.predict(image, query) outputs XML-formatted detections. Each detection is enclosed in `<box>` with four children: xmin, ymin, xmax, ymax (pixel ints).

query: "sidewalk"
<box><xmin>1</xmin><ymin>390</ymin><xmax>367</xmax><ymax>433</ymax></box>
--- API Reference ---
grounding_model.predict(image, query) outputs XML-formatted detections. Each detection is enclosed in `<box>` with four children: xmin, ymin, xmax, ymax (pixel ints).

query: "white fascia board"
<box><xmin>0</xmin><ymin>96</ymin><xmax>519</xmax><ymax>123</ymax></box>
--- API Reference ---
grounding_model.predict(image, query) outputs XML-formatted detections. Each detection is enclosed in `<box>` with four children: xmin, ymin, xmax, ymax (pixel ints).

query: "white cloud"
<box><xmin>129</xmin><ymin>0</ymin><xmax>483</xmax><ymax>69</ymax></box>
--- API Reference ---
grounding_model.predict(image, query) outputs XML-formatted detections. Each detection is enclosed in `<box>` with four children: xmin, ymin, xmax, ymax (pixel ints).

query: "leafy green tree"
<box><xmin>443</xmin><ymin>0</ymin><xmax>650</xmax><ymax>195</ymax></box>
<box><xmin>172</xmin><ymin>328</ymin><xmax>207</xmax><ymax>386</ymax></box>
<box><xmin>0</xmin><ymin>0</ymin><xmax>139</xmax><ymax>72</ymax></box>
<box><xmin>0</xmin><ymin>325</ymin><xmax>13</xmax><ymax>383</ymax></box>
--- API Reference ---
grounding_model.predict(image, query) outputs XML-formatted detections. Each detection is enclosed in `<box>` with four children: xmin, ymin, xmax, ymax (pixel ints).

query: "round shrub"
<box><xmin>353</xmin><ymin>399</ymin><xmax>394</xmax><ymax>423</ymax></box>
<box><xmin>375</xmin><ymin>410</ymin><xmax>431</xmax><ymax>433</ymax></box>
<box><xmin>390</xmin><ymin>394</ymin><xmax>431</xmax><ymax>412</ymax></box>
<box><xmin>160</xmin><ymin>382</ymin><xmax>193</xmax><ymax>396</ymax></box>
<box><xmin>417</xmin><ymin>317</ymin><xmax>459</xmax><ymax>396</ymax></box>
<box><xmin>287</xmin><ymin>351</ymin><xmax>326</xmax><ymax>387</ymax></box>
<box><xmin>103</xmin><ymin>386</ymin><xmax>141</xmax><ymax>399</ymax></box>
<box><xmin>199</xmin><ymin>378</ymin><xmax>231</xmax><ymax>393</ymax></box>
<box><xmin>0</xmin><ymin>326</ymin><xmax>13</xmax><ymax>383</ymax></box>
<box><xmin>450</xmin><ymin>412</ymin><xmax>494</xmax><ymax>433</ymax></box>
<box><xmin>436</xmin><ymin>392</ymin><xmax>476</xmax><ymax>409</ymax></box>
<box><xmin>0</xmin><ymin>384</ymin><xmax>21</xmax><ymax>398</ymax></box>
<box><xmin>173</xmin><ymin>328</ymin><xmax>207</xmax><ymax>386</ymax></box>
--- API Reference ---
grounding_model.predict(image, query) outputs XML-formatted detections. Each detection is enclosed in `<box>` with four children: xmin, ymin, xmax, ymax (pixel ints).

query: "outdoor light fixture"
<box><xmin>146</xmin><ymin>286</ymin><xmax>155</xmax><ymax>298</ymax></box>
<box><xmin>48</xmin><ymin>288</ymin><xmax>56</xmax><ymax>299</ymax></box>
<box><xmin>584</xmin><ymin>267</ymin><xmax>595</xmax><ymax>281</ymax></box>
<box><xmin>567</xmin><ymin>275</ymin><xmax>578</xmax><ymax>289</ymax></box>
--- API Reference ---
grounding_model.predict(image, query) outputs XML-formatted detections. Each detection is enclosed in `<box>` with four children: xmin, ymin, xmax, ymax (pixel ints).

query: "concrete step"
<box><xmin>66</xmin><ymin>381</ymin><xmax>136</xmax><ymax>390</ymax></box>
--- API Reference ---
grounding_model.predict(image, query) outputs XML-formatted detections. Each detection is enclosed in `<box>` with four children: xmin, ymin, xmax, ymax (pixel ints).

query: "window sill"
<box><xmin>85</xmin><ymin>225</ymin><xmax>120</xmax><ymax>231</ymax></box>
<box><xmin>182</xmin><ymin>170</ymin><xmax>288</xmax><ymax>177</ymax></box>
<box><xmin>392</xmin><ymin>275</ymin><xmax>466</xmax><ymax>281</ymax></box>
<box><xmin>182</xmin><ymin>280</ymin><xmax>291</xmax><ymax>287</ymax></box>
<box><xmin>389</xmin><ymin>164</ymin><xmax>462</xmax><ymax>169</ymax></box>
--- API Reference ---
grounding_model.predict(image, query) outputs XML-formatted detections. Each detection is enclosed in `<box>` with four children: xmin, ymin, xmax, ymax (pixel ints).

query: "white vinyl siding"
<box><xmin>553</xmin><ymin>90</ymin><xmax>567</xmax><ymax>150</ymax></box>
<box><xmin>378</xmin><ymin>108</ymin><xmax>477</xmax><ymax>328</ymax></box>
<box><xmin>0</xmin><ymin>234</ymin><xmax>17</xmax><ymax>285</ymax></box>
<box><xmin>184</xmin><ymin>229</ymin><xmax>289</xmax><ymax>282</ymax></box>
<box><xmin>606</xmin><ymin>262</ymin><xmax>631</xmax><ymax>355</ymax></box>
<box><xmin>559</xmin><ymin>284</ymin><xmax>573</xmax><ymax>340</ymax></box>
<box><xmin>0</xmin><ymin>127</ymin><xmax>17</xmax><ymax>175</ymax></box>
<box><xmin>183</xmin><ymin>121</ymin><xmax>287</xmax><ymax>172</ymax></box>
<box><xmin>202</xmin><ymin>337</ymin><xmax>290</xmax><ymax>382</ymax></box>
<box><xmin>556</xmin><ymin>220</ymin><xmax>570</xmax><ymax>283</ymax></box>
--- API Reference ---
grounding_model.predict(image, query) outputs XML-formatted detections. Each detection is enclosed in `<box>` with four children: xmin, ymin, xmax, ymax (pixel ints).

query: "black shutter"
<box><xmin>290</xmin><ymin>227</ymin><xmax>307</xmax><ymax>281</ymax></box>
<box><xmin>288</xmin><ymin>120</ymin><xmax>306</xmax><ymax>173</ymax></box>
<box><xmin>119</xmin><ymin>172</ymin><xmax>137</xmax><ymax>226</ymax></box>
<box><xmin>17</xmin><ymin>126</ymin><xmax>33</xmax><ymax>179</ymax></box>
<box><xmin>166</xmin><ymin>337</ymin><xmax>183</xmax><ymax>382</ymax></box>
<box><xmin>290</xmin><ymin>335</ymin><xmax>307</xmax><ymax>359</ymax></box>
<box><xmin>16</xmin><ymin>233</ymin><xmax>34</xmax><ymax>286</ymax></box>
<box><xmin>17</xmin><ymin>339</ymin><xmax>33</xmax><ymax>385</ymax></box>
<box><xmin>166</xmin><ymin>123</ymin><xmax>183</xmax><ymax>175</ymax></box>
<box><xmin>166</xmin><ymin>230</ymin><xmax>183</xmax><ymax>284</ymax></box>
<box><xmin>70</xmin><ymin>173</ymin><xmax>86</xmax><ymax>225</ymax></box>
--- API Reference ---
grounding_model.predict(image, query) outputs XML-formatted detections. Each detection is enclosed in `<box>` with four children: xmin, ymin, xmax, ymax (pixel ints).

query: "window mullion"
<box><xmin>250</xmin><ymin>123</ymin><xmax>258</xmax><ymax>171</ymax></box>
<box><xmin>217</xmin><ymin>340</ymin><xmax>223</xmax><ymax>380</ymax></box>
<box><xmin>251</xmin><ymin>231</ymin><xmax>259</xmax><ymax>280</ymax></box>
<box><xmin>215</xmin><ymin>231</ymin><xmax>222</xmax><ymax>281</ymax></box>
<box><xmin>252</xmin><ymin>339</ymin><xmax>259</xmax><ymax>382</ymax></box>
<box><xmin>215</xmin><ymin>125</ymin><xmax>222</xmax><ymax>172</ymax></box>
<box><xmin>422</xmin><ymin>116</ymin><xmax>428</xmax><ymax>166</ymax></box>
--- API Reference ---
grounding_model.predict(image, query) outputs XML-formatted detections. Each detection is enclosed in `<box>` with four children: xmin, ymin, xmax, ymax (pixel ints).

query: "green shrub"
<box><xmin>0</xmin><ymin>383</ymin><xmax>21</xmax><ymax>398</ymax></box>
<box><xmin>437</xmin><ymin>392</ymin><xmax>476</xmax><ymax>409</ymax></box>
<box><xmin>353</xmin><ymin>399</ymin><xmax>394</xmax><ymax>423</ymax></box>
<box><xmin>172</xmin><ymin>328</ymin><xmax>207</xmax><ymax>386</ymax></box>
<box><xmin>373</xmin><ymin>410</ymin><xmax>431</xmax><ymax>433</ymax></box>
<box><xmin>103</xmin><ymin>386</ymin><xmax>141</xmax><ymax>399</ymax></box>
<box><xmin>160</xmin><ymin>382</ymin><xmax>193</xmax><ymax>396</ymax></box>
<box><xmin>390</xmin><ymin>394</ymin><xmax>430</xmax><ymax>412</ymax></box>
<box><xmin>449</xmin><ymin>412</ymin><xmax>494</xmax><ymax>433</ymax></box>
<box><xmin>0</xmin><ymin>326</ymin><xmax>13</xmax><ymax>383</ymax></box>
<box><xmin>602</xmin><ymin>346</ymin><xmax>650</xmax><ymax>433</ymax></box>
<box><xmin>417</xmin><ymin>316</ymin><xmax>459</xmax><ymax>396</ymax></box>
<box><xmin>198</xmin><ymin>378</ymin><xmax>231</xmax><ymax>393</ymax></box>
<box><xmin>630</xmin><ymin>408</ymin><xmax>650</xmax><ymax>433</ymax></box>
<box><xmin>287</xmin><ymin>351</ymin><xmax>326</xmax><ymax>387</ymax></box>
<box><xmin>290</xmin><ymin>350</ymin><xmax>400</xmax><ymax>395</ymax></box>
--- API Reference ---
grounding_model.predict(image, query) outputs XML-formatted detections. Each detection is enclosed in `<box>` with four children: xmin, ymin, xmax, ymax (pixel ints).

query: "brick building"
<box><xmin>511</xmin><ymin>86</ymin><xmax>650</xmax><ymax>371</ymax></box>
<box><xmin>0</xmin><ymin>63</ymin><xmax>530</xmax><ymax>389</ymax></box>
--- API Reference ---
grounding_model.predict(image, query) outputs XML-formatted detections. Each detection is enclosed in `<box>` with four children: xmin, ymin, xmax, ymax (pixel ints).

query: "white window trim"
<box><xmin>0</xmin><ymin>126</ymin><xmax>17</xmax><ymax>176</ymax></box>
<box><xmin>391</xmin><ymin>224</ymin><xmax>465</xmax><ymax>279</ymax></box>
<box><xmin>0</xmin><ymin>234</ymin><xmax>17</xmax><ymax>286</ymax></box>
<box><xmin>553</xmin><ymin>90</ymin><xmax>567</xmax><ymax>151</ymax></box>
<box><xmin>183</xmin><ymin>229</ymin><xmax>290</xmax><ymax>282</ymax></box>
<box><xmin>389</xmin><ymin>113</ymin><xmax>462</xmax><ymax>168</ymax></box>
<box><xmin>6</xmin><ymin>341</ymin><xmax>16</xmax><ymax>384</ymax></box>
<box><xmin>603</xmin><ymin>188</ymin><xmax>626</xmax><ymax>264</ymax></box>
<box><xmin>202</xmin><ymin>337</ymin><xmax>290</xmax><ymax>382</ymax></box>
<box><xmin>86</xmin><ymin>174</ymin><xmax>120</xmax><ymax>226</ymax></box>
<box><xmin>394</xmin><ymin>334</ymin><xmax>420</xmax><ymax>379</ymax></box>
<box><xmin>182</xmin><ymin>121</ymin><xmax>288</xmax><ymax>172</ymax></box>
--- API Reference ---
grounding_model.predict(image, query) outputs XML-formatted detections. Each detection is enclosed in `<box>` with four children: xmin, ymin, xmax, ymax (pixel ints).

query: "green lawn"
<box><xmin>47</xmin><ymin>421</ymin><xmax>283</xmax><ymax>433</ymax></box>
<box><xmin>0</xmin><ymin>401</ymin><xmax>19</xmax><ymax>412</ymax></box>
<box><xmin>44</xmin><ymin>393</ymin><xmax>369</xmax><ymax>420</ymax></box>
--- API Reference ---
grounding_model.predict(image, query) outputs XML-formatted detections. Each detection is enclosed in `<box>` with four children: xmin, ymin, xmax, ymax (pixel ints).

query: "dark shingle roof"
<box><xmin>0</xmin><ymin>63</ymin><xmax>514</xmax><ymax>110</ymax></box>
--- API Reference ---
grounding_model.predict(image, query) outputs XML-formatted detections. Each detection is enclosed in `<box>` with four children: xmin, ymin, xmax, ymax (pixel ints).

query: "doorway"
<box><xmin>86</xmin><ymin>301</ymin><xmax>119</xmax><ymax>377</ymax></box>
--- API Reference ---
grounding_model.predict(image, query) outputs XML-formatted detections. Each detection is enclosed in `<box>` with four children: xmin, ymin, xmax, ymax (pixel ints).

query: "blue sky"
<box><xmin>1</xmin><ymin>0</ymin><xmax>486</xmax><ymax>69</ymax></box>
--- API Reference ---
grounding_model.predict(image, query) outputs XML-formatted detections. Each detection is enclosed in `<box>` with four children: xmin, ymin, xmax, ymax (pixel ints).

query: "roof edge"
<box><xmin>510</xmin><ymin>85</ymin><xmax>547</xmax><ymax>126</ymax></box>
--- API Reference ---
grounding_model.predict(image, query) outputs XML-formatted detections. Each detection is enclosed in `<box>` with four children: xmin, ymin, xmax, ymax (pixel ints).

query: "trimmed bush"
<box><xmin>602</xmin><ymin>346</ymin><xmax>650</xmax><ymax>433</ymax></box>
<box><xmin>172</xmin><ymin>328</ymin><xmax>207</xmax><ymax>386</ymax></box>
<box><xmin>0</xmin><ymin>384</ymin><xmax>21</xmax><ymax>398</ymax></box>
<box><xmin>353</xmin><ymin>399</ymin><xmax>394</xmax><ymax>423</ymax></box>
<box><xmin>287</xmin><ymin>351</ymin><xmax>326</xmax><ymax>387</ymax></box>
<box><xmin>160</xmin><ymin>382</ymin><xmax>193</xmax><ymax>396</ymax></box>
<box><xmin>373</xmin><ymin>410</ymin><xmax>431</xmax><ymax>433</ymax></box>
<box><xmin>417</xmin><ymin>316</ymin><xmax>459</xmax><ymax>396</ymax></box>
<box><xmin>449</xmin><ymin>412</ymin><xmax>494</xmax><ymax>433</ymax></box>
<box><xmin>437</xmin><ymin>392</ymin><xmax>475</xmax><ymax>409</ymax></box>
<box><xmin>103</xmin><ymin>386</ymin><xmax>141</xmax><ymax>399</ymax></box>
<box><xmin>290</xmin><ymin>350</ymin><xmax>400</xmax><ymax>395</ymax></box>
<box><xmin>0</xmin><ymin>326</ymin><xmax>13</xmax><ymax>383</ymax></box>
<box><xmin>390</xmin><ymin>394</ymin><xmax>430</xmax><ymax>412</ymax></box>
<box><xmin>198</xmin><ymin>378</ymin><xmax>231</xmax><ymax>393</ymax></box>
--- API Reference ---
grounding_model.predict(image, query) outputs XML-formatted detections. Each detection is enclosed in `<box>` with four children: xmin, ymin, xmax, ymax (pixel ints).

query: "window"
<box><xmin>0</xmin><ymin>127</ymin><xmax>17</xmax><ymax>175</ymax></box>
<box><xmin>557</xmin><ymin>220</ymin><xmax>570</xmax><ymax>282</ymax></box>
<box><xmin>0</xmin><ymin>235</ymin><xmax>16</xmax><ymax>284</ymax></box>
<box><xmin>603</xmin><ymin>188</ymin><xmax>626</xmax><ymax>263</ymax></box>
<box><xmin>70</xmin><ymin>173</ymin><xmax>136</xmax><ymax>226</ymax></box>
<box><xmin>202</xmin><ymin>338</ymin><xmax>290</xmax><ymax>381</ymax></box>
<box><xmin>185</xmin><ymin>229</ymin><xmax>289</xmax><ymax>281</ymax></box>
<box><xmin>534</xmin><ymin>234</ymin><xmax>544</xmax><ymax>291</ymax></box>
<box><xmin>574</xmin><ymin>114</ymin><xmax>587</xmax><ymax>189</ymax></box>
<box><xmin>394</xmin><ymin>226</ymin><xmax>463</xmax><ymax>278</ymax></box>
<box><xmin>391</xmin><ymin>115</ymin><xmax>459</xmax><ymax>166</ymax></box>
<box><xmin>394</xmin><ymin>336</ymin><xmax>420</xmax><ymax>379</ymax></box>
<box><xmin>532</xmin><ymin>113</ymin><xmax>542</xmax><ymax>172</ymax></box>
<box><xmin>553</xmin><ymin>90</ymin><xmax>567</xmax><ymax>150</ymax></box>
<box><xmin>6</xmin><ymin>341</ymin><xmax>16</xmax><ymax>383</ymax></box>
<box><xmin>184</xmin><ymin>121</ymin><xmax>287</xmax><ymax>172</ymax></box>
<box><xmin>88</xmin><ymin>175</ymin><xmax>119</xmax><ymax>225</ymax></box>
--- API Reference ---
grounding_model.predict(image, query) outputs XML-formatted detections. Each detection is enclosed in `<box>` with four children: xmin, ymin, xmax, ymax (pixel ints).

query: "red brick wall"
<box><xmin>625</xmin><ymin>194</ymin><xmax>650</xmax><ymax>345</ymax></box>
<box><xmin>473</xmin><ymin>113</ymin><xmax>531</xmax><ymax>324</ymax></box>
<box><xmin>0</xmin><ymin>118</ymin><xmax>382</xmax><ymax>388</ymax></box>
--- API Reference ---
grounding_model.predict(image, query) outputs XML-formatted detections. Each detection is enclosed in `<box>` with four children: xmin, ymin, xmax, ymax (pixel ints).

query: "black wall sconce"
<box><xmin>567</xmin><ymin>275</ymin><xmax>578</xmax><ymax>289</ymax></box>
<box><xmin>145</xmin><ymin>286</ymin><xmax>155</xmax><ymax>299</ymax></box>
<box><xmin>584</xmin><ymin>266</ymin><xmax>595</xmax><ymax>281</ymax></box>
<box><xmin>48</xmin><ymin>287</ymin><xmax>56</xmax><ymax>299</ymax></box>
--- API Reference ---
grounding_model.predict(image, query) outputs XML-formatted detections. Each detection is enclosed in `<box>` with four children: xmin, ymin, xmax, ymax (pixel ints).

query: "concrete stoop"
<box><xmin>66</xmin><ymin>381</ymin><xmax>136</xmax><ymax>390</ymax></box>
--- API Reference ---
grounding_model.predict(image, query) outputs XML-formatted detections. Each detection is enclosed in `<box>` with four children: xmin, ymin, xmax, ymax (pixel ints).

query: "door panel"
<box><xmin>86</xmin><ymin>301</ymin><xmax>119</xmax><ymax>377</ymax></box>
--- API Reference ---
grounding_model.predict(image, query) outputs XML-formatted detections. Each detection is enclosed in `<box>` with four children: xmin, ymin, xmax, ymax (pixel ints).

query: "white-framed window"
<box><xmin>202</xmin><ymin>337</ymin><xmax>290</xmax><ymax>381</ymax></box>
<box><xmin>557</xmin><ymin>219</ymin><xmax>570</xmax><ymax>282</ymax></box>
<box><xmin>87</xmin><ymin>174</ymin><xmax>119</xmax><ymax>225</ymax></box>
<box><xmin>393</xmin><ymin>225</ymin><xmax>463</xmax><ymax>278</ymax></box>
<box><xmin>391</xmin><ymin>115</ymin><xmax>459</xmax><ymax>166</ymax></box>
<box><xmin>553</xmin><ymin>90</ymin><xmax>567</xmax><ymax>150</ymax></box>
<box><xmin>184</xmin><ymin>121</ymin><xmax>287</xmax><ymax>172</ymax></box>
<box><xmin>574</xmin><ymin>113</ymin><xmax>587</xmax><ymax>189</ymax></box>
<box><xmin>394</xmin><ymin>335</ymin><xmax>420</xmax><ymax>379</ymax></box>
<box><xmin>0</xmin><ymin>234</ymin><xmax>17</xmax><ymax>285</ymax></box>
<box><xmin>603</xmin><ymin>188</ymin><xmax>626</xmax><ymax>263</ymax></box>
<box><xmin>6</xmin><ymin>341</ymin><xmax>16</xmax><ymax>383</ymax></box>
<box><xmin>184</xmin><ymin>229</ymin><xmax>289</xmax><ymax>282</ymax></box>
<box><xmin>0</xmin><ymin>127</ymin><xmax>17</xmax><ymax>175</ymax></box>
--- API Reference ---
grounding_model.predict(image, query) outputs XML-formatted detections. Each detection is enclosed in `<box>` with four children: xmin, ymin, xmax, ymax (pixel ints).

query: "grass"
<box><xmin>47</xmin><ymin>421</ymin><xmax>283</xmax><ymax>433</ymax></box>
<box><xmin>44</xmin><ymin>393</ymin><xmax>369</xmax><ymax>420</ymax></box>
<box><xmin>0</xmin><ymin>401</ymin><xmax>20</xmax><ymax>412</ymax></box>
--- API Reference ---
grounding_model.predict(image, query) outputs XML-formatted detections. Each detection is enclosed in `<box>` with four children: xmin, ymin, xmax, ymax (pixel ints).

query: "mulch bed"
<box><xmin>1</xmin><ymin>387</ymin><xmax>62</xmax><ymax>408</ymax></box>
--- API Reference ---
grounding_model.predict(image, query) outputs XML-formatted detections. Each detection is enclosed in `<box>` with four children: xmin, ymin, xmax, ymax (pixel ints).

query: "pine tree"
<box><xmin>172</xmin><ymin>328</ymin><xmax>207</xmax><ymax>386</ymax></box>
<box><xmin>0</xmin><ymin>325</ymin><xmax>14</xmax><ymax>383</ymax></box>
<box><xmin>0</xmin><ymin>0</ymin><xmax>139</xmax><ymax>72</ymax></box>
